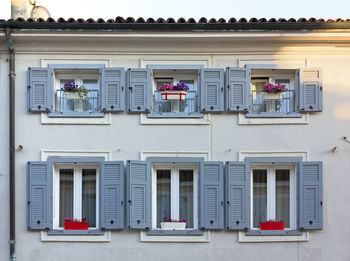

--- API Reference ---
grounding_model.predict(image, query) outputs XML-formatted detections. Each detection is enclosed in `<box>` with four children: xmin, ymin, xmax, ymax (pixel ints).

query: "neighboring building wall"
<box><xmin>1</xmin><ymin>32</ymin><xmax>350</xmax><ymax>261</ymax></box>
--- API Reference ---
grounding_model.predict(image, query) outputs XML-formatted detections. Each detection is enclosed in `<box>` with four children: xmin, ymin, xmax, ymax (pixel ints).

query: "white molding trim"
<box><xmin>239</xmin><ymin>151</ymin><xmax>309</xmax><ymax>161</ymax></box>
<box><xmin>238</xmin><ymin>113</ymin><xmax>309</xmax><ymax>125</ymax></box>
<box><xmin>140</xmin><ymin>113</ymin><xmax>211</xmax><ymax>125</ymax></box>
<box><xmin>238</xmin><ymin>231</ymin><xmax>309</xmax><ymax>243</ymax></box>
<box><xmin>41</xmin><ymin>113</ymin><xmax>112</xmax><ymax>125</ymax></box>
<box><xmin>40</xmin><ymin>231</ymin><xmax>111</xmax><ymax>242</ymax></box>
<box><xmin>140</xmin><ymin>231</ymin><xmax>210</xmax><ymax>243</ymax></box>
<box><xmin>41</xmin><ymin>150</ymin><xmax>111</xmax><ymax>161</ymax></box>
<box><xmin>140</xmin><ymin>151</ymin><xmax>211</xmax><ymax>161</ymax></box>
<box><xmin>41</xmin><ymin>58</ymin><xmax>111</xmax><ymax>67</ymax></box>
<box><xmin>140</xmin><ymin>58</ymin><xmax>210</xmax><ymax>68</ymax></box>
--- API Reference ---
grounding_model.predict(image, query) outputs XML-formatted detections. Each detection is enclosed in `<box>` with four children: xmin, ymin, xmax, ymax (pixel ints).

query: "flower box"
<box><xmin>263</xmin><ymin>93</ymin><xmax>284</xmax><ymax>100</ymax></box>
<box><xmin>65</xmin><ymin>92</ymin><xmax>85</xmax><ymax>100</ymax></box>
<box><xmin>64</xmin><ymin>222</ymin><xmax>88</xmax><ymax>230</ymax></box>
<box><xmin>160</xmin><ymin>222</ymin><xmax>187</xmax><ymax>230</ymax></box>
<box><xmin>160</xmin><ymin>91</ymin><xmax>187</xmax><ymax>100</ymax></box>
<box><xmin>259</xmin><ymin>221</ymin><xmax>285</xmax><ymax>230</ymax></box>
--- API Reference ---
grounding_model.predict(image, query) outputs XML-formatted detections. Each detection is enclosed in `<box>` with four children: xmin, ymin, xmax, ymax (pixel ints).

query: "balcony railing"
<box><xmin>153</xmin><ymin>91</ymin><xmax>198</xmax><ymax>113</ymax></box>
<box><xmin>251</xmin><ymin>90</ymin><xmax>295</xmax><ymax>113</ymax></box>
<box><xmin>55</xmin><ymin>90</ymin><xmax>99</xmax><ymax>113</ymax></box>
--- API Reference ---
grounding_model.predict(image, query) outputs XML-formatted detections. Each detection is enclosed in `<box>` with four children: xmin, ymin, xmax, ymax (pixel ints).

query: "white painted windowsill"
<box><xmin>41</xmin><ymin>113</ymin><xmax>112</xmax><ymax>125</ymax></box>
<box><xmin>40</xmin><ymin>231</ymin><xmax>111</xmax><ymax>242</ymax></box>
<box><xmin>238</xmin><ymin>231</ymin><xmax>309</xmax><ymax>243</ymax></box>
<box><xmin>238</xmin><ymin>113</ymin><xmax>309</xmax><ymax>125</ymax></box>
<box><xmin>140</xmin><ymin>231</ymin><xmax>210</xmax><ymax>243</ymax></box>
<box><xmin>140</xmin><ymin>113</ymin><xmax>211</xmax><ymax>125</ymax></box>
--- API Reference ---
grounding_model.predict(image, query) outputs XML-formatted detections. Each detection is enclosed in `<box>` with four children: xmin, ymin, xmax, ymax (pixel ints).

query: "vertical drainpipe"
<box><xmin>6</xmin><ymin>27</ymin><xmax>16</xmax><ymax>261</ymax></box>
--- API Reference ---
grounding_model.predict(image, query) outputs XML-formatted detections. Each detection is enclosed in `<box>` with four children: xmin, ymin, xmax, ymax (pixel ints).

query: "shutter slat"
<box><xmin>101</xmin><ymin>68</ymin><xmax>124</xmax><ymax>112</ymax></box>
<box><xmin>28</xmin><ymin>67</ymin><xmax>53</xmax><ymax>112</ymax></box>
<box><xmin>299</xmin><ymin>162</ymin><xmax>323</xmax><ymax>230</ymax></box>
<box><xmin>127</xmin><ymin>69</ymin><xmax>152</xmax><ymax>112</ymax></box>
<box><xmin>200</xmin><ymin>69</ymin><xmax>224</xmax><ymax>112</ymax></box>
<box><xmin>226</xmin><ymin>67</ymin><xmax>250</xmax><ymax>112</ymax></box>
<box><xmin>127</xmin><ymin>161</ymin><xmax>151</xmax><ymax>229</ymax></box>
<box><xmin>100</xmin><ymin>161</ymin><xmax>124</xmax><ymax>230</ymax></box>
<box><xmin>226</xmin><ymin>162</ymin><xmax>249</xmax><ymax>230</ymax></box>
<box><xmin>200</xmin><ymin>162</ymin><xmax>224</xmax><ymax>229</ymax></box>
<box><xmin>300</xmin><ymin>68</ymin><xmax>323</xmax><ymax>112</ymax></box>
<box><xmin>28</xmin><ymin>161</ymin><xmax>51</xmax><ymax>230</ymax></box>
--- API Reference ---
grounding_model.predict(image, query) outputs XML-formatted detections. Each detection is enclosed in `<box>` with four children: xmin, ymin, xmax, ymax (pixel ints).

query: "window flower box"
<box><xmin>259</xmin><ymin>221</ymin><xmax>285</xmax><ymax>230</ymax></box>
<box><xmin>262</xmin><ymin>92</ymin><xmax>284</xmax><ymax>100</ymax></box>
<box><xmin>160</xmin><ymin>222</ymin><xmax>187</xmax><ymax>230</ymax></box>
<box><xmin>63</xmin><ymin>222</ymin><xmax>88</xmax><ymax>230</ymax></box>
<box><xmin>62</xmin><ymin>81</ymin><xmax>88</xmax><ymax>100</ymax></box>
<box><xmin>160</xmin><ymin>91</ymin><xmax>187</xmax><ymax>100</ymax></box>
<box><xmin>65</xmin><ymin>92</ymin><xmax>86</xmax><ymax>100</ymax></box>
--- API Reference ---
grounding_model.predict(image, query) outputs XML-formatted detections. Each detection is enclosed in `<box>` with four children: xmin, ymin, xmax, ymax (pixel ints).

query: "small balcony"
<box><xmin>55</xmin><ymin>90</ymin><xmax>99</xmax><ymax>113</ymax></box>
<box><xmin>153</xmin><ymin>91</ymin><xmax>198</xmax><ymax>114</ymax></box>
<box><xmin>251</xmin><ymin>90</ymin><xmax>295</xmax><ymax>113</ymax></box>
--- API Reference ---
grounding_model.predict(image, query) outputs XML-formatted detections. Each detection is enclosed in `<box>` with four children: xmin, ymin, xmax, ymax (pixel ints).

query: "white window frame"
<box><xmin>52</xmin><ymin>163</ymin><xmax>100</xmax><ymax>230</ymax></box>
<box><xmin>250</xmin><ymin>163</ymin><xmax>296</xmax><ymax>230</ymax></box>
<box><xmin>151</xmin><ymin>163</ymin><xmax>198</xmax><ymax>230</ymax></box>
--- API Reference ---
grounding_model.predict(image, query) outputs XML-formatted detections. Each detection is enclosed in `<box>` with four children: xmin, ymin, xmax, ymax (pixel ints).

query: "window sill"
<box><xmin>238</xmin><ymin>113</ymin><xmax>308</xmax><ymax>125</ymax></box>
<box><xmin>245</xmin><ymin>112</ymin><xmax>302</xmax><ymax>118</ymax></box>
<box><xmin>147</xmin><ymin>112</ymin><xmax>204</xmax><ymax>118</ymax></box>
<box><xmin>48</xmin><ymin>112</ymin><xmax>105</xmax><ymax>118</ymax></box>
<box><xmin>245</xmin><ymin>229</ymin><xmax>302</xmax><ymax>236</ymax></box>
<box><xmin>41</xmin><ymin>112</ymin><xmax>111</xmax><ymax>125</ymax></box>
<box><xmin>146</xmin><ymin>229</ymin><xmax>204</xmax><ymax>236</ymax></box>
<box><xmin>238</xmin><ymin>231</ymin><xmax>309</xmax><ymax>243</ymax></box>
<box><xmin>140</xmin><ymin>113</ymin><xmax>211</xmax><ymax>125</ymax></box>
<box><xmin>140</xmin><ymin>231</ymin><xmax>210</xmax><ymax>243</ymax></box>
<box><xmin>47</xmin><ymin>229</ymin><xmax>105</xmax><ymax>235</ymax></box>
<box><xmin>40</xmin><ymin>231</ymin><xmax>111</xmax><ymax>242</ymax></box>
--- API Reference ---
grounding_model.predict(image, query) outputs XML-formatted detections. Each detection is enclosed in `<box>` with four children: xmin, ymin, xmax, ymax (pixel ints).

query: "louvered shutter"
<box><xmin>226</xmin><ymin>162</ymin><xmax>249</xmax><ymax>230</ymax></box>
<box><xmin>226</xmin><ymin>67</ymin><xmax>250</xmax><ymax>112</ymax></box>
<box><xmin>199</xmin><ymin>162</ymin><xmax>224</xmax><ymax>229</ymax></box>
<box><xmin>300</xmin><ymin>68</ymin><xmax>323</xmax><ymax>112</ymax></box>
<box><xmin>28</xmin><ymin>67</ymin><xmax>53</xmax><ymax>112</ymax></box>
<box><xmin>200</xmin><ymin>69</ymin><xmax>225</xmax><ymax>112</ymax></box>
<box><xmin>127</xmin><ymin>161</ymin><xmax>151</xmax><ymax>229</ymax></box>
<box><xmin>100</xmin><ymin>68</ymin><xmax>124</xmax><ymax>112</ymax></box>
<box><xmin>100</xmin><ymin>161</ymin><xmax>124</xmax><ymax>230</ymax></box>
<box><xmin>28</xmin><ymin>161</ymin><xmax>52</xmax><ymax>230</ymax></box>
<box><xmin>127</xmin><ymin>69</ymin><xmax>152</xmax><ymax>112</ymax></box>
<box><xmin>299</xmin><ymin>162</ymin><xmax>323</xmax><ymax>230</ymax></box>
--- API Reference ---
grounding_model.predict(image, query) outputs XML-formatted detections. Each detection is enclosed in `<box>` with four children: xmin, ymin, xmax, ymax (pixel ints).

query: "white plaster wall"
<box><xmin>1</xmin><ymin>33</ymin><xmax>350</xmax><ymax>261</ymax></box>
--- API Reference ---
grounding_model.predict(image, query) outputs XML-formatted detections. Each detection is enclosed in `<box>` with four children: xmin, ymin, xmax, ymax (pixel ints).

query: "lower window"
<box><xmin>152</xmin><ymin>163</ymin><xmax>198</xmax><ymax>230</ymax></box>
<box><xmin>53</xmin><ymin>164</ymin><xmax>99</xmax><ymax>229</ymax></box>
<box><xmin>251</xmin><ymin>164</ymin><xmax>296</xmax><ymax>230</ymax></box>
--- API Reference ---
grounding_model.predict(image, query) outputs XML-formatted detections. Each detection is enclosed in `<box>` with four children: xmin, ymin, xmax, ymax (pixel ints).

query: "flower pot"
<box><xmin>64</xmin><ymin>222</ymin><xmax>89</xmax><ymax>230</ymax></box>
<box><xmin>160</xmin><ymin>91</ymin><xmax>187</xmax><ymax>100</ymax></box>
<box><xmin>65</xmin><ymin>92</ymin><xmax>85</xmax><ymax>99</ymax></box>
<box><xmin>259</xmin><ymin>221</ymin><xmax>285</xmax><ymax>230</ymax></box>
<box><xmin>160</xmin><ymin>222</ymin><xmax>186</xmax><ymax>230</ymax></box>
<box><xmin>263</xmin><ymin>93</ymin><xmax>284</xmax><ymax>100</ymax></box>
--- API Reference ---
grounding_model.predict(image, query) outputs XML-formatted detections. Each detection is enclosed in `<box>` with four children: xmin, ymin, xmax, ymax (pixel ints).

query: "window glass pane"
<box><xmin>253</xmin><ymin>169</ymin><xmax>267</xmax><ymax>228</ymax></box>
<box><xmin>276</xmin><ymin>169</ymin><xmax>290</xmax><ymax>228</ymax></box>
<box><xmin>179</xmin><ymin>80</ymin><xmax>195</xmax><ymax>113</ymax></box>
<box><xmin>83</xmin><ymin>79</ymin><xmax>98</xmax><ymax>90</ymax></box>
<box><xmin>157</xmin><ymin>170</ymin><xmax>171</xmax><ymax>228</ymax></box>
<box><xmin>179</xmin><ymin>170</ymin><xmax>194</xmax><ymax>228</ymax></box>
<box><xmin>82</xmin><ymin>169</ymin><xmax>97</xmax><ymax>227</ymax></box>
<box><xmin>59</xmin><ymin>169</ymin><xmax>74</xmax><ymax>227</ymax></box>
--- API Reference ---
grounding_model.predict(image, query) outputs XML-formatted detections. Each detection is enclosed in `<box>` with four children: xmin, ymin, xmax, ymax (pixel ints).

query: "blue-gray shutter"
<box><xmin>200</xmin><ymin>69</ymin><xmax>225</xmax><ymax>112</ymax></box>
<box><xmin>28</xmin><ymin>161</ymin><xmax>52</xmax><ymax>230</ymax></box>
<box><xmin>28</xmin><ymin>67</ymin><xmax>53</xmax><ymax>112</ymax></box>
<box><xmin>226</xmin><ymin>162</ymin><xmax>249</xmax><ymax>230</ymax></box>
<box><xmin>299</xmin><ymin>68</ymin><xmax>323</xmax><ymax>112</ymax></box>
<box><xmin>226</xmin><ymin>67</ymin><xmax>250</xmax><ymax>112</ymax></box>
<box><xmin>100</xmin><ymin>68</ymin><xmax>124</xmax><ymax>112</ymax></box>
<box><xmin>299</xmin><ymin>161</ymin><xmax>323</xmax><ymax>230</ymax></box>
<box><xmin>100</xmin><ymin>161</ymin><xmax>124</xmax><ymax>230</ymax></box>
<box><xmin>127</xmin><ymin>160</ymin><xmax>151</xmax><ymax>229</ymax></box>
<box><xmin>127</xmin><ymin>68</ymin><xmax>152</xmax><ymax>112</ymax></box>
<box><xmin>199</xmin><ymin>162</ymin><xmax>224</xmax><ymax>229</ymax></box>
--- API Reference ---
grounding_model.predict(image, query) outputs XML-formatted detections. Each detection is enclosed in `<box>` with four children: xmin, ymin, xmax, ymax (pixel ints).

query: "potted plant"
<box><xmin>158</xmin><ymin>82</ymin><xmax>189</xmax><ymax>100</ymax></box>
<box><xmin>63</xmin><ymin>217</ymin><xmax>89</xmax><ymax>230</ymax></box>
<box><xmin>262</xmin><ymin>82</ymin><xmax>288</xmax><ymax>99</ymax></box>
<box><xmin>259</xmin><ymin>220</ymin><xmax>285</xmax><ymax>230</ymax></box>
<box><xmin>61</xmin><ymin>81</ymin><xmax>88</xmax><ymax>99</ymax></box>
<box><xmin>160</xmin><ymin>216</ymin><xmax>187</xmax><ymax>230</ymax></box>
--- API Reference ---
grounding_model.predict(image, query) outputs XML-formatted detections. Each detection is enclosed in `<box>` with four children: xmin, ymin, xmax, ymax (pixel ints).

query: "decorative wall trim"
<box><xmin>40</xmin><ymin>231</ymin><xmax>111</xmax><ymax>242</ymax></box>
<box><xmin>41</xmin><ymin>112</ymin><xmax>112</xmax><ymax>125</ymax></box>
<box><xmin>239</xmin><ymin>151</ymin><xmax>309</xmax><ymax>161</ymax></box>
<box><xmin>238</xmin><ymin>231</ymin><xmax>309</xmax><ymax>243</ymax></box>
<box><xmin>41</xmin><ymin>150</ymin><xmax>111</xmax><ymax>161</ymax></box>
<box><xmin>140</xmin><ymin>113</ymin><xmax>211</xmax><ymax>125</ymax></box>
<box><xmin>140</xmin><ymin>151</ymin><xmax>210</xmax><ymax>161</ymax></box>
<box><xmin>140</xmin><ymin>231</ymin><xmax>210</xmax><ymax>243</ymax></box>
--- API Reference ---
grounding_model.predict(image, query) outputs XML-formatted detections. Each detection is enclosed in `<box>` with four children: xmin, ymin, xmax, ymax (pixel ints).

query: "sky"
<box><xmin>1</xmin><ymin>0</ymin><xmax>350</xmax><ymax>20</ymax></box>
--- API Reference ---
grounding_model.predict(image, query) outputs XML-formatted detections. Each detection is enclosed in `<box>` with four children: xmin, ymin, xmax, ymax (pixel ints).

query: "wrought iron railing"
<box><xmin>251</xmin><ymin>90</ymin><xmax>295</xmax><ymax>113</ymax></box>
<box><xmin>55</xmin><ymin>90</ymin><xmax>99</xmax><ymax>113</ymax></box>
<box><xmin>153</xmin><ymin>91</ymin><xmax>198</xmax><ymax>113</ymax></box>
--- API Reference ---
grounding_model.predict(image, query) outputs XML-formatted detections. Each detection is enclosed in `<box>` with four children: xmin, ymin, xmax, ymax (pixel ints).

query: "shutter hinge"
<box><xmin>320</xmin><ymin>201</ymin><xmax>323</xmax><ymax>206</ymax></box>
<box><xmin>129</xmin><ymin>86</ymin><xmax>132</xmax><ymax>92</ymax></box>
<box><xmin>27</xmin><ymin>85</ymin><xmax>31</xmax><ymax>89</ymax></box>
<box><xmin>28</xmin><ymin>201</ymin><xmax>30</xmax><ymax>206</ymax></box>
<box><xmin>122</xmin><ymin>86</ymin><xmax>124</xmax><ymax>91</ymax></box>
<box><xmin>320</xmin><ymin>86</ymin><xmax>322</xmax><ymax>91</ymax></box>
<box><xmin>227</xmin><ymin>85</ymin><xmax>229</xmax><ymax>89</ymax></box>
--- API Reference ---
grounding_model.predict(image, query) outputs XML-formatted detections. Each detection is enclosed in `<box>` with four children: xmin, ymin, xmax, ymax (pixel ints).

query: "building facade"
<box><xmin>0</xmin><ymin>18</ymin><xmax>350</xmax><ymax>261</ymax></box>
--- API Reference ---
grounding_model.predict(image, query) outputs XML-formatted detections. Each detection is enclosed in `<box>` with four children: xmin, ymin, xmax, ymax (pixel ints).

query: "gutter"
<box><xmin>5</xmin><ymin>27</ymin><xmax>16</xmax><ymax>261</ymax></box>
<box><xmin>2</xmin><ymin>21</ymin><xmax>350</xmax><ymax>31</ymax></box>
